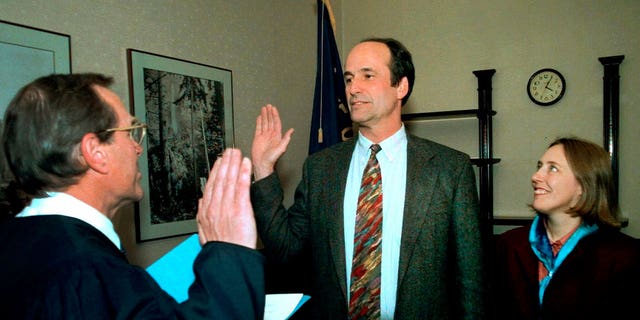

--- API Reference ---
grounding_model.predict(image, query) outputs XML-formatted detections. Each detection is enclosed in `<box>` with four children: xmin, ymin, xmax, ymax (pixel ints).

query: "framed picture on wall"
<box><xmin>0</xmin><ymin>20</ymin><xmax>71</xmax><ymax>203</ymax></box>
<box><xmin>0</xmin><ymin>20</ymin><xmax>71</xmax><ymax>120</ymax></box>
<box><xmin>127</xmin><ymin>49</ymin><xmax>234</xmax><ymax>242</ymax></box>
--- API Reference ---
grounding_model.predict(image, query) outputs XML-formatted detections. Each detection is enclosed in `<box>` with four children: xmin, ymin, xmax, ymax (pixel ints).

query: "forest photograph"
<box><xmin>142</xmin><ymin>68</ymin><xmax>227</xmax><ymax>225</ymax></box>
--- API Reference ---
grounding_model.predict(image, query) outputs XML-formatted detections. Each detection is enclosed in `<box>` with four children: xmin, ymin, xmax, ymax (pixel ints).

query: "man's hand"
<box><xmin>197</xmin><ymin>148</ymin><xmax>257</xmax><ymax>249</ymax></box>
<box><xmin>251</xmin><ymin>104</ymin><xmax>294</xmax><ymax>180</ymax></box>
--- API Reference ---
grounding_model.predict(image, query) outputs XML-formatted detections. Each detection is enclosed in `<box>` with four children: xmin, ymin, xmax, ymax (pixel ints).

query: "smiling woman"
<box><xmin>530</xmin><ymin>143</ymin><xmax>584</xmax><ymax>223</ymax></box>
<box><xmin>491</xmin><ymin>136</ymin><xmax>640</xmax><ymax>320</ymax></box>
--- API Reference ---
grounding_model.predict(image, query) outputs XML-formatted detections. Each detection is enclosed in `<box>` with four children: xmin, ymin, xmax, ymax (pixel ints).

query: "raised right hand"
<box><xmin>197</xmin><ymin>148</ymin><xmax>257</xmax><ymax>249</ymax></box>
<box><xmin>251</xmin><ymin>104</ymin><xmax>294</xmax><ymax>180</ymax></box>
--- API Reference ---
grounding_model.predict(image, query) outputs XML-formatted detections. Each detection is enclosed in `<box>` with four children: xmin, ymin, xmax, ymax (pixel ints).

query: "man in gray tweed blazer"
<box><xmin>251</xmin><ymin>37</ymin><xmax>487</xmax><ymax>319</ymax></box>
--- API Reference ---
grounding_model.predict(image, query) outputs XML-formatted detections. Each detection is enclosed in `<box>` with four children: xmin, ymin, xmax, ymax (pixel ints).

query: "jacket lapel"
<box><xmin>323</xmin><ymin>140</ymin><xmax>356</xmax><ymax>299</ymax></box>
<box><xmin>397</xmin><ymin>136</ymin><xmax>438</xmax><ymax>287</ymax></box>
<box><xmin>515</xmin><ymin>225</ymin><xmax>540</xmax><ymax>288</ymax></box>
<box><xmin>327</xmin><ymin>136</ymin><xmax>442</xmax><ymax>297</ymax></box>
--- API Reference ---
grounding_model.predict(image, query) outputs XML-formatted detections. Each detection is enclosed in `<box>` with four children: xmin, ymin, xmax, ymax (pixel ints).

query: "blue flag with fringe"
<box><xmin>309</xmin><ymin>0</ymin><xmax>353</xmax><ymax>155</ymax></box>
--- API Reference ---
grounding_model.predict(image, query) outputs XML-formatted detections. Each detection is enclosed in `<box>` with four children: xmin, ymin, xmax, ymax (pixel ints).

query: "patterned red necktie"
<box><xmin>349</xmin><ymin>144</ymin><xmax>382</xmax><ymax>319</ymax></box>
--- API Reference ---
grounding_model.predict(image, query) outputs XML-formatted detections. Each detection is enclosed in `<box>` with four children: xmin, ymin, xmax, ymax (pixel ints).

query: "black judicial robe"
<box><xmin>0</xmin><ymin>215</ymin><xmax>265</xmax><ymax>319</ymax></box>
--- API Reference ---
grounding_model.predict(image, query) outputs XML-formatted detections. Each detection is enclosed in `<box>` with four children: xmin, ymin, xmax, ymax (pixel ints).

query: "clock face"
<box><xmin>527</xmin><ymin>68</ymin><xmax>566</xmax><ymax>106</ymax></box>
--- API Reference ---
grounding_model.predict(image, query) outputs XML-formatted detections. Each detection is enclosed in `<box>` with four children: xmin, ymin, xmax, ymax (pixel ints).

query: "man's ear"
<box><xmin>397</xmin><ymin>76</ymin><xmax>409</xmax><ymax>100</ymax></box>
<box><xmin>80</xmin><ymin>133</ymin><xmax>109</xmax><ymax>174</ymax></box>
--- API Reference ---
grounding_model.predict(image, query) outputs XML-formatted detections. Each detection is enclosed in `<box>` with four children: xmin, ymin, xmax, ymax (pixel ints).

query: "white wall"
<box><xmin>340</xmin><ymin>0</ymin><xmax>640</xmax><ymax>237</ymax></box>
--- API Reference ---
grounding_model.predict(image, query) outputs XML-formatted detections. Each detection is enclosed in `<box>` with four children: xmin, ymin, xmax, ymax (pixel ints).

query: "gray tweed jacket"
<box><xmin>251</xmin><ymin>134</ymin><xmax>487</xmax><ymax>319</ymax></box>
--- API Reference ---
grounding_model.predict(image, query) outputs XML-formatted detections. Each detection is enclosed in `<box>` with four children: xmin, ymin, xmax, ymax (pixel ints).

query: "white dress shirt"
<box><xmin>344</xmin><ymin>126</ymin><xmax>408</xmax><ymax>320</ymax></box>
<box><xmin>17</xmin><ymin>192</ymin><xmax>122</xmax><ymax>249</ymax></box>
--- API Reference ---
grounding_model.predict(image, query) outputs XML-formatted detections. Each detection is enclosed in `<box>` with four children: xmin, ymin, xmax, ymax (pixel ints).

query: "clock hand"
<box><xmin>544</xmin><ymin>76</ymin><xmax>554</xmax><ymax>90</ymax></box>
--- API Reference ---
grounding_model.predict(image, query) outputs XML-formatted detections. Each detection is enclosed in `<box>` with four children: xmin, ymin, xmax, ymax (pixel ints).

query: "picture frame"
<box><xmin>127</xmin><ymin>49</ymin><xmax>234</xmax><ymax>242</ymax></box>
<box><xmin>0</xmin><ymin>20</ymin><xmax>71</xmax><ymax>197</ymax></box>
<box><xmin>0</xmin><ymin>20</ymin><xmax>71</xmax><ymax>120</ymax></box>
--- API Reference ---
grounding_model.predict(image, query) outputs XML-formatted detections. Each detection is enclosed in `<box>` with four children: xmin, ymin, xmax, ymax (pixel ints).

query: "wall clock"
<box><xmin>527</xmin><ymin>68</ymin><xmax>566</xmax><ymax>106</ymax></box>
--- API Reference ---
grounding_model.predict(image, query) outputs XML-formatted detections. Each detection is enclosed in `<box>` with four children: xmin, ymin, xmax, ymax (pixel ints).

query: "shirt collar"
<box><xmin>17</xmin><ymin>192</ymin><xmax>121</xmax><ymax>249</ymax></box>
<box><xmin>356</xmin><ymin>125</ymin><xmax>407</xmax><ymax>162</ymax></box>
<box><xmin>542</xmin><ymin>217</ymin><xmax>580</xmax><ymax>255</ymax></box>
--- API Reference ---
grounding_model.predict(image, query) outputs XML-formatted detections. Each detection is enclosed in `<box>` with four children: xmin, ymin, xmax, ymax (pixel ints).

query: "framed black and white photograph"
<box><xmin>127</xmin><ymin>49</ymin><xmax>234</xmax><ymax>242</ymax></box>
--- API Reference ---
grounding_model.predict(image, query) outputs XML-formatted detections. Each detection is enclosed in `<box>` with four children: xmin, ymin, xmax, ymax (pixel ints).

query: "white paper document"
<box><xmin>265</xmin><ymin>293</ymin><xmax>311</xmax><ymax>320</ymax></box>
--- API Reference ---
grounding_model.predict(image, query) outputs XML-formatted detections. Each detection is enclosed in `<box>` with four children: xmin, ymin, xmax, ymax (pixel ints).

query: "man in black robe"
<box><xmin>0</xmin><ymin>73</ymin><xmax>264</xmax><ymax>319</ymax></box>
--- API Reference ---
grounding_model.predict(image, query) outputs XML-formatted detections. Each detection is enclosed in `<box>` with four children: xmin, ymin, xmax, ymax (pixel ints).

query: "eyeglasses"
<box><xmin>99</xmin><ymin>118</ymin><xmax>147</xmax><ymax>145</ymax></box>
